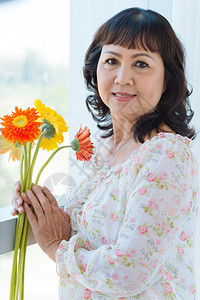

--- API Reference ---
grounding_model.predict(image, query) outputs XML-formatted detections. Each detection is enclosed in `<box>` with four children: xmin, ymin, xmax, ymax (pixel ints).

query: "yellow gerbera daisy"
<box><xmin>34</xmin><ymin>99</ymin><xmax>69</xmax><ymax>151</ymax></box>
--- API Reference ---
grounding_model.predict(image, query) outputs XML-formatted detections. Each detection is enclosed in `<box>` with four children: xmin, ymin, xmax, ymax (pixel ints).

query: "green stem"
<box><xmin>13</xmin><ymin>134</ymin><xmax>45</xmax><ymax>299</ymax></box>
<box><xmin>23</xmin><ymin>144</ymin><xmax>28</xmax><ymax>191</ymax></box>
<box><xmin>27</xmin><ymin>143</ymin><xmax>32</xmax><ymax>171</ymax></box>
<box><xmin>25</xmin><ymin>131</ymin><xmax>46</xmax><ymax>191</ymax></box>
<box><xmin>10</xmin><ymin>147</ymin><xmax>26</xmax><ymax>300</ymax></box>
<box><xmin>20</xmin><ymin>219</ymin><xmax>30</xmax><ymax>300</ymax></box>
<box><xmin>9</xmin><ymin>212</ymin><xmax>25</xmax><ymax>300</ymax></box>
<box><xmin>10</xmin><ymin>133</ymin><xmax>71</xmax><ymax>299</ymax></box>
<box><xmin>13</xmin><ymin>144</ymin><xmax>31</xmax><ymax>300</ymax></box>
<box><xmin>24</xmin><ymin>143</ymin><xmax>32</xmax><ymax>186</ymax></box>
<box><xmin>24</xmin><ymin>143</ymin><xmax>32</xmax><ymax>192</ymax></box>
<box><xmin>20</xmin><ymin>150</ymin><xmax>25</xmax><ymax>193</ymax></box>
<box><xmin>35</xmin><ymin>145</ymin><xmax>72</xmax><ymax>185</ymax></box>
<box><xmin>15</xmin><ymin>214</ymin><xmax>29</xmax><ymax>300</ymax></box>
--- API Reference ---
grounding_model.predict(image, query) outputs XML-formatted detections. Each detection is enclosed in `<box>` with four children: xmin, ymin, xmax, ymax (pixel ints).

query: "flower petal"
<box><xmin>34</xmin><ymin>99</ymin><xmax>69</xmax><ymax>151</ymax></box>
<box><xmin>73</xmin><ymin>126</ymin><xmax>94</xmax><ymax>161</ymax></box>
<box><xmin>0</xmin><ymin>135</ymin><xmax>22</xmax><ymax>161</ymax></box>
<box><xmin>0</xmin><ymin>107</ymin><xmax>42</xmax><ymax>145</ymax></box>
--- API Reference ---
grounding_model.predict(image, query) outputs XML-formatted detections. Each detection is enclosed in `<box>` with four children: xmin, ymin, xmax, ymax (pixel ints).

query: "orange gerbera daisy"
<box><xmin>0</xmin><ymin>107</ymin><xmax>42</xmax><ymax>145</ymax></box>
<box><xmin>71</xmin><ymin>126</ymin><xmax>94</xmax><ymax>161</ymax></box>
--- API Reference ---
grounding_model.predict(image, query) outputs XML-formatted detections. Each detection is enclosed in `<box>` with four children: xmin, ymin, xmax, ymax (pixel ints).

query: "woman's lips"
<box><xmin>112</xmin><ymin>92</ymin><xmax>136</xmax><ymax>102</ymax></box>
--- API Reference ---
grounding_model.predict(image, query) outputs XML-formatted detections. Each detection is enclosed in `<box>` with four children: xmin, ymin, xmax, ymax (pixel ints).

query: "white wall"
<box><xmin>172</xmin><ymin>0</ymin><xmax>200</xmax><ymax>160</ymax></box>
<box><xmin>172</xmin><ymin>1</ymin><xmax>200</xmax><ymax>296</ymax></box>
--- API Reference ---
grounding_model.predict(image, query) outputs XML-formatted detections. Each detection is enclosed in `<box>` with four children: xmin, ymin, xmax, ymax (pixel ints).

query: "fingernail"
<box><xmin>18</xmin><ymin>207</ymin><xmax>23</xmax><ymax>213</ymax></box>
<box><xmin>17</xmin><ymin>199</ymin><xmax>21</xmax><ymax>205</ymax></box>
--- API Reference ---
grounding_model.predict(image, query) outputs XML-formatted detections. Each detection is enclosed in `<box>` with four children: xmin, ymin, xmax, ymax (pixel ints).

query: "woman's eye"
<box><xmin>135</xmin><ymin>61</ymin><xmax>148</xmax><ymax>68</ymax></box>
<box><xmin>105</xmin><ymin>58</ymin><xmax>118</xmax><ymax>65</ymax></box>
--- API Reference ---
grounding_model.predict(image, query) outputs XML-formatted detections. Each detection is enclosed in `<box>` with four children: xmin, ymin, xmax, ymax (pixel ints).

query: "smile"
<box><xmin>112</xmin><ymin>93</ymin><xmax>136</xmax><ymax>102</ymax></box>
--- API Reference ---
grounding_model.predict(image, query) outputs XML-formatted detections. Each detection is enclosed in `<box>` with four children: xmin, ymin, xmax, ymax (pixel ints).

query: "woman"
<box><xmin>12</xmin><ymin>7</ymin><xmax>199</xmax><ymax>299</ymax></box>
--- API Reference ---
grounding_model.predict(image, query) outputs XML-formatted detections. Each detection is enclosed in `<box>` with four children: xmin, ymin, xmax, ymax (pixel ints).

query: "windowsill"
<box><xmin>0</xmin><ymin>197</ymin><xmax>66</xmax><ymax>256</ymax></box>
<box><xmin>0</xmin><ymin>206</ymin><xmax>17</xmax><ymax>222</ymax></box>
<box><xmin>0</xmin><ymin>206</ymin><xmax>36</xmax><ymax>255</ymax></box>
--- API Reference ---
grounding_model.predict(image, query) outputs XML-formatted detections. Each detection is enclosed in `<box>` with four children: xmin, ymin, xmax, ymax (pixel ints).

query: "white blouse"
<box><xmin>56</xmin><ymin>133</ymin><xmax>199</xmax><ymax>299</ymax></box>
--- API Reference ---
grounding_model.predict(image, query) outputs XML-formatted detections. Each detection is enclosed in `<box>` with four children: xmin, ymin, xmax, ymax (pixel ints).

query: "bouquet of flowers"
<box><xmin>0</xmin><ymin>99</ymin><xmax>94</xmax><ymax>300</ymax></box>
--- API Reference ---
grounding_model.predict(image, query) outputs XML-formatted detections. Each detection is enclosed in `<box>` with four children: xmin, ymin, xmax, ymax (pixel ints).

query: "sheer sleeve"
<box><xmin>56</xmin><ymin>136</ymin><xmax>198</xmax><ymax>297</ymax></box>
<box><xmin>62</xmin><ymin>149</ymin><xmax>99</xmax><ymax>233</ymax></box>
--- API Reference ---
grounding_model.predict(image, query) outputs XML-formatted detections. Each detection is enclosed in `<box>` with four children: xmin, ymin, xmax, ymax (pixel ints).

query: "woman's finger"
<box><xmin>11</xmin><ymin>181</ymin><xmax>34</xmax><ymax>215</ymax></box>
<box><xmin>31</xmin><ymin>183</ymin><xmax>43</xmax><ymax>190</ymax></box>
<box><xmin>26</xmin><ymin>189</ymin><xmax>48</xmax><ymax>228</ymax></box>
<box><xmin>42</xmin><ymin>186</ymin><xmax>58</xmax><ymax>207</ymax></box>
<box><xmin>26</xmin><ymin>189</ymin><xmax>46</xmax><ymax>217</ymax></box>
<box><xmin>11</xmin><ymin>197</ymin><xmax>24</xmax><ymax>213</ymax></box>
<box><xmin>24</xmin><ymin>203</ymin><xmax>38</xmax><ymax>229</ymax></box>
<box><xmin>59</xmin><ymin>207</ymin><xmax>70</xmax><ymax>223</ymax></box>
<box><xmin>14</xmin><ymin>180</ymin><xmax>20</xmax><ymax>191</ymax></box>
<box><xmin>10</xmin><ymin>208</ymin><xmax>19</xmax><ymax>216</ymax></box>
<box><xmin>21</xmin><ymin>192</ymin><xmax>31</xmax><ymax>205</ymax></box>
<box><xmin>12</xmin><ymin>187</ymin><xmax>24</xmax><ymax>214</ymax></box>
<box><xmin>12</xmin><ymin>191</ymin><xmax>31</xmax><ymax>213</ymax></box>
<box><xmin>31</xmin><ymin>185</ymin><xmax>52</xmax><ymax>213</ymax></box>
<box><xmin>12</xmin><ymin>181</ymin><xmax>21</xmax><ymax>200</ymax></box>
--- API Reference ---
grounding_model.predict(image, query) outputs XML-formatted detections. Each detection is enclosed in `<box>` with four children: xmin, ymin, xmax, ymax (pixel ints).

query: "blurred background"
<box><xmin>0</xmin><ymin>0</ymin><xmax>199</xmax><ymax>299</ymax></box>
<box><xmin>0</xmin><ymin>0</ymin><xmax>69</xmax><ymax>298</ymax></box>
<box><xmin>0</xmin><ymin>0</ymin><xmax>69</xmax><ymax>208</ymax></box>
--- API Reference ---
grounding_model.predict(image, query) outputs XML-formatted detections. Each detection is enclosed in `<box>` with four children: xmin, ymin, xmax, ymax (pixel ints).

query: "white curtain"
<box><xmin>172</xmin><ymin>1</ymin><xmax>200</xmax><ymax>297</ymax></box>
<box><xmin>172</xmin><ymin>0</ymin><xmax>200</xmax><ymax>141</ymax></box>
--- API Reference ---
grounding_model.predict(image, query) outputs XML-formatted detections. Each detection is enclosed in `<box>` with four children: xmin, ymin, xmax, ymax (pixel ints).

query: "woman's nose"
<box><xmin>114</xmin><ymin>66</ymin><xmax>134</xmax><ymax>86</ymax></box>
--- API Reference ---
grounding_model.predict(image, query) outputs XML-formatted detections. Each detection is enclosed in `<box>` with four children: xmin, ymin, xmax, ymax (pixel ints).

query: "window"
<box><xmin>0</xmin><ymin>0</ymin><xmax>69</xmax><ymax>298</ymax></box>
<box><xmin>0</xmin><ymin>0</ymin><xmax>69</xmax><ymax>208</ymax></box>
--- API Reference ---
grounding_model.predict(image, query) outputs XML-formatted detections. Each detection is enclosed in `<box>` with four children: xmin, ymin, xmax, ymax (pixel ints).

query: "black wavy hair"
<box><xmin>83</xmin><ymin>7</ymin><xmax>195</xmax><ymax>142</ymax></box>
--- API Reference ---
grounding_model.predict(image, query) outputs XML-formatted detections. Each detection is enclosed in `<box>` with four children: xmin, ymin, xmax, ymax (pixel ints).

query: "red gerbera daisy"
<box><xmin>0</xmin><ymin>106</ymin><xmax>42</xmax><ymax>145</ymax></box>
<box><xmin>71</xmin><ymin>126</ymin><xmax>94</xmax><ymax>161</ymax></box>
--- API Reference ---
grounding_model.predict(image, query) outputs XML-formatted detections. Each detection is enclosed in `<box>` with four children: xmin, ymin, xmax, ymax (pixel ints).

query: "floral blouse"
<box><xmin>56</xmin><ymin>133</ymin><xmax>199</xmax><ymax>299</ymax></box>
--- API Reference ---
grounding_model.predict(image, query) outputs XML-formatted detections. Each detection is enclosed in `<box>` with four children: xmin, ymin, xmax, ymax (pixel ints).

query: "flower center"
<box><xmin>41</xmin><ymin>119</ymin><xmax>56</xmax><ymax>139</ymax></box>
<box><xmin>12</xmin><ymin>115</ymin><xmax>28</xmax><ymax>128</ymax></box>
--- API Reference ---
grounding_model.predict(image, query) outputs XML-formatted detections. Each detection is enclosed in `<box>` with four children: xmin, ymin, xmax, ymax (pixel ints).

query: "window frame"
<box><xmin>0</xmin><ymin>206</ymin><xmax>36</xmax><ymax>255</ymax></box>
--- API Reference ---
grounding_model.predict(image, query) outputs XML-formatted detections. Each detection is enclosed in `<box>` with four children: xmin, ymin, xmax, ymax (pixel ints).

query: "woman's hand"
<box><xmin>11</xmin><ymin>181</ymin><xmax>31</xmax><ymax>215</ymax></box>
<box><xmin>23</xmin><ymin>185</ymin><xmax>71</xmax><ymax>262</ymax></box>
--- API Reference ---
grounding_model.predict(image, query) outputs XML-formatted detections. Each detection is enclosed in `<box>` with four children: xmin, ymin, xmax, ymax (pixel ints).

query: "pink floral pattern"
<box><xmin>56</xmin><ymin>133</ymin><xmax>199</xmax><ymax>299</ymax></box>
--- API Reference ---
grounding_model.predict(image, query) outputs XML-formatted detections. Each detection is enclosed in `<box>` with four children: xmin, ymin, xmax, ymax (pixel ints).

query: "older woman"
<box><xmin>12</xmin><ymin>7</ymin><xmax>199</xmax><ymax>299</ymax></box>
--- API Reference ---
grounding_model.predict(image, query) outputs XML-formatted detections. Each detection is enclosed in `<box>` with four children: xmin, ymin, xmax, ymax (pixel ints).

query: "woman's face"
<box><xmin>96</xmin><ymin>44</ymin><xmax>165</xmax><ymax>123</ymax></box>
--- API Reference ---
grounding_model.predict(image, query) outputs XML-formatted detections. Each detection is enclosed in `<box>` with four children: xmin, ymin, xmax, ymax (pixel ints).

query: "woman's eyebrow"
<box><xmin>104</xmin><ymin>51</ymin><xmax>155</xmax><ymax>61</ymax></box>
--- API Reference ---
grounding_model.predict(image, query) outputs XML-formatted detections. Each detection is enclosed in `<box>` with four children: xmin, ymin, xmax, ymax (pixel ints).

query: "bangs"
<box><xmin>97</xmin><ymin>9</ymin><xmax>170</xmax><ymax>55</ymax></box>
